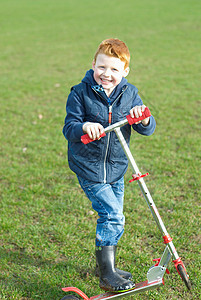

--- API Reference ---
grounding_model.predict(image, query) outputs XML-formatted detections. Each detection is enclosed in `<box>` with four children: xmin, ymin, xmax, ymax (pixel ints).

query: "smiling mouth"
<box><xmin>101</xmin><ymin>78</ymin><xmax>112</xmax><ymax>84</ymax></box>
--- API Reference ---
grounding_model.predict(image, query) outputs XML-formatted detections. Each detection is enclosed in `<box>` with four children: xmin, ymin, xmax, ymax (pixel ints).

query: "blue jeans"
<box><xmin>77</xmin><ymin>176</ymin><xmax>125</xmax><ymax>246</ymax></box>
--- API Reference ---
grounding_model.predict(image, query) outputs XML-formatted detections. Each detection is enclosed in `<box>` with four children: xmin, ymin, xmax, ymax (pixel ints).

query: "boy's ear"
<box><xmin>92</xmin><ymin>60</ymin><xmax>95</xmax><ymax>70</ymax></box>
<box><xmin>123</xmin><ymin>67</ymin><xmax>130</xmax><ymax>78</ymax></box>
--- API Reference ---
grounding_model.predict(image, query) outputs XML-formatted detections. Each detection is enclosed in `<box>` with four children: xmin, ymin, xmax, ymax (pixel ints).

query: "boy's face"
<box><xmin>92</xmin><ymin>54</ymin><xmax>129</xmax><ymax>97</ymax></box>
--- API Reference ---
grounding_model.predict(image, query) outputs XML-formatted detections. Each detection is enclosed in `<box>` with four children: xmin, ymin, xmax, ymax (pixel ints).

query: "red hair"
<box><xmin>94</xmin><ymin>38</ymin><xmax>130</xmax><ymax>69</ymax></box>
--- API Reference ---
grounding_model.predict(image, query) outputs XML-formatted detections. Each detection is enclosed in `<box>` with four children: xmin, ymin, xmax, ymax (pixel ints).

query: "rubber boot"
<box><xmin>95</xmin><ymin>245</ymin><xmax>132</xmax><ymax>280</ymax></box>
<box><xmin>114</xmin><ymin>246</ymin><xmax>133</xmax><ymax>280</ymax></box>
<box><xmin>96</xmin><ymin>246</ymin><xmax>135</xmax><ymax>292</ymax></box>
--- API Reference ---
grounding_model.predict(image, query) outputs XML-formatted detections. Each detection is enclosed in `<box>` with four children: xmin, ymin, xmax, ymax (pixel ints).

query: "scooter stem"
<box><xmin>114</xmin><ymin>127</ymin><xmax>179</xmax><ymax>261</ymax></box>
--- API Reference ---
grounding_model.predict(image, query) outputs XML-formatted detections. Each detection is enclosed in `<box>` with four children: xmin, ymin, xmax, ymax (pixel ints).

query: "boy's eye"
<box><xmin>112</xmin><ymin>68</ymin><xmax>118</xmax><ymax>72</ymax></box>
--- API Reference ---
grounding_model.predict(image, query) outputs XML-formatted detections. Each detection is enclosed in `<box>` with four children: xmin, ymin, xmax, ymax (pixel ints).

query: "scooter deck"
<box><xmin>62</xmin><ymin>279</ymin><xmax>163</xmax><ymax>300</ymax></box>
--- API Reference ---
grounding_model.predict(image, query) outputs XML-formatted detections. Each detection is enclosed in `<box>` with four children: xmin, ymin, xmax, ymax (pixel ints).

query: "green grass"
<box><xmin>0</xmin><ymin>0</ymin><xmax>200</xmax><ymax>299</ymax></box>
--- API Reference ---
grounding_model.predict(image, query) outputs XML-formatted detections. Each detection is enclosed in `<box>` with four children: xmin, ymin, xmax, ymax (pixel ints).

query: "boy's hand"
<box><xmin>83</xmin><ymin>122</ymin><xmax>104</xmax><ymax>140</ymax></box>
<box><xmin>130</xmin><ymin>105</ymin><xmax>150</xmax><ymax>126</ymax></box>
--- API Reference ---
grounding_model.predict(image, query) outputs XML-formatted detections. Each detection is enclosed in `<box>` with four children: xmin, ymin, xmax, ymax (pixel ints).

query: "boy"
<box><xmin>63</xmin><ymin>39</ymin><xmax>156</xmax><ymax>292</ymax></box>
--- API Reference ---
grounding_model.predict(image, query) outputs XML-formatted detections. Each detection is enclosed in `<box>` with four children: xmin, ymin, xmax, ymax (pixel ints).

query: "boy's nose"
<box><xmin>103</xmin><ymin>68</ymin><xmax>111</xmax><ymax>76</ymax></box>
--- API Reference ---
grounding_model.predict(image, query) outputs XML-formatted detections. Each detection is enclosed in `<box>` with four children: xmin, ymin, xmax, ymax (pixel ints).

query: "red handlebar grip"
<box><xmin>81</xmin><ymin>132</ymin><xmax>106</xmax><ymax>144</ymax></box>
<box><xmin>126</xmin><ymin>107</ymin><xmax>151</xmax><ymax>125</ymax></box>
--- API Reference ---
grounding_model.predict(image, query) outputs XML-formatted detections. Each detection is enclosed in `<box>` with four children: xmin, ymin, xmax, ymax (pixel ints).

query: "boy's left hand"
<box><xmin>130</xmin><ymin>105</ymin><xmax>150</xmax><ymax>126</ymax></box>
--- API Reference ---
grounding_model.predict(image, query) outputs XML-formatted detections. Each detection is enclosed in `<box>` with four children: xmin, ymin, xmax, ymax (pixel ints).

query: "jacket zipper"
<box><xmin>103</xmin><ymin>105</ymin><xmax>112</xmax><ymax>183</ymax></box>
<box><xmin>92</xmin><ymin>86</ymin><xmax>128</xmax><ymax>183</ymax></box>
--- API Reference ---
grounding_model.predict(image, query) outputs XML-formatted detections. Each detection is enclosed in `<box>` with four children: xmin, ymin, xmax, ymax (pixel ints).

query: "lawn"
<box><xmin>0</xmin><ymin>0</ymin><xmax>200</xmax><ymax>299</ymax></box>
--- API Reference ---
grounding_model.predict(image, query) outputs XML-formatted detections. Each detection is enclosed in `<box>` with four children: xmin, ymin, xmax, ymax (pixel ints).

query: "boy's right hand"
<box><xmin>82</xmin><ymin>122</ymin><xmax>104</xmax><ymax>140</ymax></box>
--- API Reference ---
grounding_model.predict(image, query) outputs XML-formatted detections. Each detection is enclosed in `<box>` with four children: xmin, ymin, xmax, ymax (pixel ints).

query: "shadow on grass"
<box><xmin>0</xmin><ymin>245</ymin><xmax>96</xmax><ymax>299</ymax></box>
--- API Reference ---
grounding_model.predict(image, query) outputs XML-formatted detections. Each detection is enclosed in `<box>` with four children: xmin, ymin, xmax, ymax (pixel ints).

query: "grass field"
<box><xmin>0</xmin><ymin>0</ymin><xmax>200</xmax><ymax>299</ymax></box>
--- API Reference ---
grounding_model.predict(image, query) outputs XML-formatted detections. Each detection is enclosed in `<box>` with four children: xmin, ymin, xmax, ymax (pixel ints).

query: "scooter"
<box><xmin>61</xmin><ymin>108</ymin><xmax>191</xmax><ymax>300</ymax></box>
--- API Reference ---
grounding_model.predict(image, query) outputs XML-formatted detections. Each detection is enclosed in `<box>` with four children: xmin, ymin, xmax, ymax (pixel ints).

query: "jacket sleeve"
<box><xmin>131</xmin><ymin>92</ymin><xmax>156</xmax><ymax>136</ymax></box>
<box><xmin>63</xmin><ymin>88</ymin><xmax>85</xmax><ymax>142</ymax></box>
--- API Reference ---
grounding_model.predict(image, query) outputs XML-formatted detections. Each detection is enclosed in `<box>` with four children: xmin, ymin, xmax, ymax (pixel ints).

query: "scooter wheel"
<box><xmin>177</xmin><ymin>264</ymin><xmax>191</xmax><ymax>290</ymax></box>
<box><xmin>60</xmin><ymin>295</ymin><xmax>80</xmax><ymax>300</ymax></box>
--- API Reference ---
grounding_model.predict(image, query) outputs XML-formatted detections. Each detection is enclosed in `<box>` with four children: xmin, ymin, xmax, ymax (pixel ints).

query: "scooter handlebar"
<box><xmin>81</xmin><ymin>107</ymin><xmax>151</xmax><ymax>144</ymax></box>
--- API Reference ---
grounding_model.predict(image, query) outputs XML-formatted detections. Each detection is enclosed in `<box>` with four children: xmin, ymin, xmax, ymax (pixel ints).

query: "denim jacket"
<box><xmin>63</xmin><ymin>69</ymin><xmax>156</xmax><ymax>183</ymax></box>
